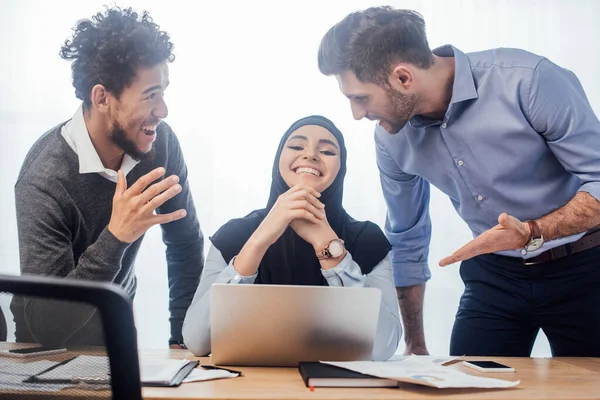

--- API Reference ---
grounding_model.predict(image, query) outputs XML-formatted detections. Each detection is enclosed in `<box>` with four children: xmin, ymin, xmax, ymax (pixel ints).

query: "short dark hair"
<box><xmin>318</xmin><ymin>6</ymin><xmax>433</xmax><ymax>84</ymax></box>
<box><xmin>60</xmin><ymin>7</ymin><xmax>175</xmax><ymax>107</ymax></box>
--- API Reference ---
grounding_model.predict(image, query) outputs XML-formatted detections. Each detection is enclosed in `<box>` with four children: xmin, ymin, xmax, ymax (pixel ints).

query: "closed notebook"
<box><xmin>298</xmin><ymin>362</ymin><xmax>398</xmax><ymax>388</ymax></box>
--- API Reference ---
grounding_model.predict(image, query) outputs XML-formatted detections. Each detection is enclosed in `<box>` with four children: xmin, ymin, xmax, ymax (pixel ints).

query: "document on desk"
<box><xmin>323</xmin><ymin>356</ymin><xmax>520</xmax><ymax>389</ymax></box>
<box><xmin>138</xmin><ymin>355</ymin><xmax>239</xmax><ymax>385</ymax></box>
<box><xmin>182</xmin><ymin>367</ymin><xmax>240</xmax><ymax>383</ymax></box>
<box><xmin>27</xmin><ymin>355</ymin><xmax>199</xmax><ymax>387</ymax></box>
<box><xmin>0</xmin><ymin>359</ymin><xmax>69</xmax><ymax>392</ymax></box>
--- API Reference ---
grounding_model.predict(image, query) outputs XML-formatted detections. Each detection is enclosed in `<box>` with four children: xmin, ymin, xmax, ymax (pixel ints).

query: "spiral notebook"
<box><xmin>24</xmin><ymin>355</ymin><xmax>198</xmax><ymax>387</ymax></box>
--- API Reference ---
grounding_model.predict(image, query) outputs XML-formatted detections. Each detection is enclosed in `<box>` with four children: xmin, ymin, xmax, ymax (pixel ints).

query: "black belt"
<box><xmin>523</xmin><ymin>229</ymin><xmax>600</xmax><ymax>266</ymax></box>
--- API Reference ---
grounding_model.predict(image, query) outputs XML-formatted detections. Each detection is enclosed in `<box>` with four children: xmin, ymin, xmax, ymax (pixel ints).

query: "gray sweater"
<box><xmin>11</xmin><ymin>121</ymin><xmax>204</xmax><ymax>346</ymax></box>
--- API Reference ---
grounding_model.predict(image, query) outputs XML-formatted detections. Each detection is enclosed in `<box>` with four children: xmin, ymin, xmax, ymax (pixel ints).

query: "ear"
<box><xmin>90</xmin><ymin>84</ymin><xmax>111</xmax><ymax>114</ymax></box>
<box><xmin>388</xmin><ymin>65</ymin><xmax>413</xmax><ymax>92</ymax></box>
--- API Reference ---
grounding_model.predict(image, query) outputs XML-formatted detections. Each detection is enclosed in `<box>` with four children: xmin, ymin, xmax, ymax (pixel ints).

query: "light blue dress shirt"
<box><xmin>376</xmin><ymin>45</ymin><xmax>600</xmax><ymax>287</ymax></box>
<box><xmin>182</xmin><ymin>245</ymin><xmax>402</xmax><ymax>361</ymax></box>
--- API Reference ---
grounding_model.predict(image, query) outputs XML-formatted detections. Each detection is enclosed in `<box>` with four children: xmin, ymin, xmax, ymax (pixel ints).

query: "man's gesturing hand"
<box><xmin>108</xmin><ymin>168</ymin><xmax>187</xmax><ymax>243</ymax></box>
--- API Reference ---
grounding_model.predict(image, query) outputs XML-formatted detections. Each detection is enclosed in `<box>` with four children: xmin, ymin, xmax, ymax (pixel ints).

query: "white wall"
<box><xmin>1</xmin><ymin>0</ymin><xmax>598</xmax><ymax>354</ymax></box>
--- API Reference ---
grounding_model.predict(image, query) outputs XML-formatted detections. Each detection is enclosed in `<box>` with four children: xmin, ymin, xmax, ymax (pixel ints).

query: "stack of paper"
<box><xmin>323</xmin><ymin>355</ymin><xmax>519</xmax><ymax>389</ymax></box>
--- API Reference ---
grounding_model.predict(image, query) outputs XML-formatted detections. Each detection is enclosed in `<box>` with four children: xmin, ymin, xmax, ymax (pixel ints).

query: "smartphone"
<box><xmin>463</xmin><ymin>360</ymin><xmax>515</xmax><ymax>372</ymax></box>
<box><xmin>0</xmin><ymin>346</ymin><xmax>68</xmax><ymax>358</ymax></box>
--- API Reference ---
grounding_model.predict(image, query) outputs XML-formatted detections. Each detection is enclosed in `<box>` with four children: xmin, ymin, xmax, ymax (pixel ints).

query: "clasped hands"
<box><xmin>255</xmin><ymin>185</ymin><xmax>337</xmax><ymax>250</ymax></box>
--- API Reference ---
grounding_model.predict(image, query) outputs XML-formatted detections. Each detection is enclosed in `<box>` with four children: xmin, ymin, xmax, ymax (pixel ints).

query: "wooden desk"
<box><xmin>1</xmin><ymin>345</ymin><xmax>599</xmax><ymax>399</ymax></box>
<box><xmin>143</xmin><ymin>350</ymin><xmax>600</xmax><ymax>400</ymax></box>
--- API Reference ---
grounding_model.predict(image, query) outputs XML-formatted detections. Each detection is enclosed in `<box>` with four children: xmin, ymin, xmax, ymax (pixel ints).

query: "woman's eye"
<box><xmin>321</xmin><ymin>150</ymin><xmax>336</xmax><ymax>156</ymax></box>
<box><xmin>287</xmin><ymin>145</ymin><xmax>303</xmax><ymax>151</ymax></box>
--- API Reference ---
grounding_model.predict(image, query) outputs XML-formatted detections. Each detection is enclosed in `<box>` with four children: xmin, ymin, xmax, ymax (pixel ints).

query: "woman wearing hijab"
<box><xmin>182</xmin><ymin>116</ymin><xmax>402</xmax><ymax>360</ymax></box>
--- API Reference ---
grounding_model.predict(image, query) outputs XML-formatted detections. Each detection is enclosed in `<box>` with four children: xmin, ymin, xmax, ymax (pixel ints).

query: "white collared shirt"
<box><xmin>61</xmin><ymin>105</ymin><xmax>139</xmax><ymax>183</ymax></box>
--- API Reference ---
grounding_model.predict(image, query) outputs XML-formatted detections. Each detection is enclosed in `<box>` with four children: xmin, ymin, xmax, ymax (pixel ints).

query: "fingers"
<box><xmin>290</xmin><ymin>209</ymin><xmax>320</xmax><ymax>224</ymax></box>
<box><xmin>439</xmin><ymin>251</ymin><xmax>469</xmax><ymax>267</ymax></box>
<box><xmin>140</xmin><ymin>175</ymin><xmax>180</xmax><ymax>204</ymax></box>
<box><xmin>289</xmin><ymin>189</ymin><xmax>324</xmax><ymax>210</ymax></box>
<box><xmin>288</xmin><ymin>184</ymin><xmax>321</xmax><ymax>199</ymax></box>
<box><xmin>439</xmin><ymin>254</ymin><xmax>459</xmax><ymax>267</ymax></box>
<box><xmin>150</xmin><ymin>209</ymin><xmax>188</xmax><ymax>225</ymax></box>
<box><xmin>144</xmin><ymin>182</ymin><xmax>183</xmax><ymax>211</ymax></box>
<box><xmin>498</xmin><ymin>212</ymin><xmax>509</xmax><ymax>226</ymax></box>
<box><xmin>289</xmin><ymin>199</ymin><xmax>325</xmax><ymax>220</ymax></box>
<box><xmin>439</xmin><ymin>239</ymin><xmax>482</xmax><ymax>267</ymax></box>
<box><xmin>127</xmin><ymin>167</ymin><xmax>165</xmax><ymax>196</ymax></box>
<box><xmin>114</xmin><ymin>170</ymin><xmax>127</xmax><ymax>199</ymax></box>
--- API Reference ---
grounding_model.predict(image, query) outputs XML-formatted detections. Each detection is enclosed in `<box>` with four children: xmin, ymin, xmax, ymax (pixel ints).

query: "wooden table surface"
<box><xmin>142</xmin><ymin>350</ymin><xmax>600</xmax><ymax>400</ymax></box>
<box><xmin>2</xmin><ymin>345</ymin><xmax>599</xmax><ymax>399</ymax></box>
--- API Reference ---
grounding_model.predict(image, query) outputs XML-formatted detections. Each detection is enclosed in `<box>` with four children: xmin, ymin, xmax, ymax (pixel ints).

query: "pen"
<box><xmin>200</xmin><ymin>364</ymin><xmax>243</xmax><ymax>376</ymax></box>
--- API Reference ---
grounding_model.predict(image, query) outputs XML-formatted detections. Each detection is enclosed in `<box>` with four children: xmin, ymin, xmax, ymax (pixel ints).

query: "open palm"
<box><xmin>439</xmin><ymin>213</ymin><xmax>531</xmax><ymax>266</ymax></box>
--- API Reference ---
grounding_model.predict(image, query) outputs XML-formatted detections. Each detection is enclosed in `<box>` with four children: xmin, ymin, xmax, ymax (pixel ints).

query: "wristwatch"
<box><xmin>524</xmin><ymin>220</ymin><xmax>544</xmax><ymax>252</ymax></box>
<box><xmin>316</xmin><ymin>239</ymin><xmax>345</xmax><ymax>260</ymax></box>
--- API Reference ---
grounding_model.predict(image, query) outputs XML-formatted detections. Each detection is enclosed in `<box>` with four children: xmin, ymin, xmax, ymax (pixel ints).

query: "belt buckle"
<box><xmin>523</xmin><ymin>247</ymin><xmax>555</xmax><ymax>266</ymax></box>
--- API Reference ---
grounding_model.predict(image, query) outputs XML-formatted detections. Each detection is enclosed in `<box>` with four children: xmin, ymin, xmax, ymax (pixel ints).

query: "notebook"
<box><xmin>139</xmin><ymin>358</ymin><xmax>199</xmax><ymax>387</ymax></box>
<box><xmin>25</xmin><ymin>355</ymin><xmax>198</xmax><ymax>387</ymax></box>
<box><xmin>298</xmin><ymin>362</ymin><xmax>399</xmax><ymax>388</ymax></box>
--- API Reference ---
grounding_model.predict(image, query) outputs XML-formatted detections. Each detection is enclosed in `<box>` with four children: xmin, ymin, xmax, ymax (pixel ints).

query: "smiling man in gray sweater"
<box><xmin>11</xmin><ymin>7</ymin><xmax>204</xmax><ymax>349</ymax></box>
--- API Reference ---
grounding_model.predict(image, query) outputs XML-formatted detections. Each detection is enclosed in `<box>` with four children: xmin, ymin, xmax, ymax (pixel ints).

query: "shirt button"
<box><xmin>335</xmin><ymin>267</ymin><xmax>342</xmax><ymax>273</ymax></box>
<box><xmin>477</xmin><ymin>195</ymin><xmax>483</xmax><ymax>201</ymax></box>
<box><xmin>234</xmin><ymin>275</ymin><xmax>240</xmax><ymax>280</ymax></box>
<box><xmin>441</xmin><ymin>123</ymin><xmax>447</xmax><ymax>128</ymax></box>
<box><xmin>521</xmin><ymin>249</ymin><xmax>527</xmax><ymax>256</ymax></box>
<box><xmin>457</xmin><ymin>160</ymin><xmax>464</xmax><ymax>166</ymax></box>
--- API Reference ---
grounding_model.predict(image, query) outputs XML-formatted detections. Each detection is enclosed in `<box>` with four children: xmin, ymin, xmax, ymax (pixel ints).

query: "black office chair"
<box><xmin>0</xmin><ymin>304</ymin><xmax>7</xmax><ymax>342</ymax></box>
<box><xmin>0</xmin><ymin>274</ymin><xmax>142</xmax><ymax>400</ymax></box>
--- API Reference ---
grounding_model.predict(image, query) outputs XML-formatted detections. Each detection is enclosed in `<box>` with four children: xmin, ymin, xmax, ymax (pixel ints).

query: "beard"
<box><xmin>378</xmin><ymin>89</ymin><xmax>419</xmax><ymax>134</ymax></box>
<box><xmin>110</xmin><ymin>121</ymin><xmax>156</xmax><ymax>162</ymax></box>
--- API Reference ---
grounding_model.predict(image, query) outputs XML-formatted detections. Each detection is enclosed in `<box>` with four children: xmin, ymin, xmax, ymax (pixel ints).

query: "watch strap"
<box><xmin>315</xmin><ymin>239</ymin><xmax>345</xmax><ymax>260</ymax></box>
<box><xmin>526</xmin><ymin>220</ymin><xmax>542</xmax><ymax>242</ymax></box>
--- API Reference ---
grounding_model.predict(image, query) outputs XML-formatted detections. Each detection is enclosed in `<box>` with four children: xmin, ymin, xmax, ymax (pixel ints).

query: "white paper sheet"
<box><xmin>0</xmin><ymin>359</ymin><xmax>70</xmax><ymax>392</ymax></box>
<box><xmin>388</xmin><ymin>355</ymin><xmax>459</xmax><ymax>364</ymax></box>
<box><xmin>182</xmin><ymin>368</ymin><xmax>239</xmax><ymax>383</ymax></box>
<box><xmin>323</xmin><ymin>356</ymin><xmax>520</xmax><ymax>389</ymax></box>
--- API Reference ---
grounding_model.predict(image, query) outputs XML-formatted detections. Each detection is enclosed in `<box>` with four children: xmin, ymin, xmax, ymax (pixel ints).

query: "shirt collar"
<box><xmin>408</xmin><ymin>45</ymin><xmax>478</xmax><ymax>128</ymax></box>
<box><xmin>61</xmin><ymin>105</ymin><xmax>139</xmax><ymax>180</ymax></box>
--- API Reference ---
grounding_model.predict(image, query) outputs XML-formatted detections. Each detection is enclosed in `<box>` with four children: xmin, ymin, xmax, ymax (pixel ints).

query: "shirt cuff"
<box><xmin>392</xmin><ymin>262</ymin><xmax>431</xmax><ymax>287</ymax></box>
<box><xmin>578</xmin><ymin>182</ymin><xmax>600</xmax><ymax>204</ymax></box>
<box><xmin>219</xmin><ymin>257</ymin><xmax>257</xmax><ymax>284</ymax></box>
<box><xmin>321</xmin><ymin>252</ymin><xmax>366</xmax><ymax>287</ymax></box>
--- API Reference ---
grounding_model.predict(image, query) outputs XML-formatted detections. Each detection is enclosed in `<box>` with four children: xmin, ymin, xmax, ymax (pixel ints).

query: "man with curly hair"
<box><xmin>318</xmin><ymin>6</ymin><xmax>600</xmax><ymax>357</ymax></box>
<box><xmin>11</xmin><ymin>7</ymin><xmax>204</xmax><ymax>349</ymax></box>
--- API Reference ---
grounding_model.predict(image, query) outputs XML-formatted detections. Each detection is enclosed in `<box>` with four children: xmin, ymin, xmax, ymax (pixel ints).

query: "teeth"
<box><xmin>296</xmin><ymin>167</ymin><xmax>320</xmax><ymax>176</ymax></box>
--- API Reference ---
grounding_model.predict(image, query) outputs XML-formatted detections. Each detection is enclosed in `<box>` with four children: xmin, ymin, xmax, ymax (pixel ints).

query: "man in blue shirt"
<box><xmin>318</xmin><ymin>6</ymin><xmax>600</xmax><ymax>356</ymax></box>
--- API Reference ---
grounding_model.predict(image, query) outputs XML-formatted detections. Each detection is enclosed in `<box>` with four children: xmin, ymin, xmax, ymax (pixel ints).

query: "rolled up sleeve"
<box><xmin>375</xmin><ymin>133</ymin><xmax>432</xmax><ymax>287</ymax></box>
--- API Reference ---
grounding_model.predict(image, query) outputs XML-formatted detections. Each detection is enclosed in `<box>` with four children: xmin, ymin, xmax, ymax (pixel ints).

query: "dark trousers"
<box><xmin>450</xmin><ymin>245</ymin><xmax>600</xmax><ymax>356</ymax></box>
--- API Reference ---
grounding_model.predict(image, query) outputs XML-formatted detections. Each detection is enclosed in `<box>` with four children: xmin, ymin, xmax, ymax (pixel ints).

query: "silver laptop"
<box><xmin>210</xmin><ymin>284</ymin><xmax>381</xmax><ymax>366</ymax></box>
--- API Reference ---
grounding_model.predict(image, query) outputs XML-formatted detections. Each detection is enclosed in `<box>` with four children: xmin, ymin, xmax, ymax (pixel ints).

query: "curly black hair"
<box><xmin>60</xmin><ymin>6</ymin><xmax>175</xmax><ymax>107</ymax></box>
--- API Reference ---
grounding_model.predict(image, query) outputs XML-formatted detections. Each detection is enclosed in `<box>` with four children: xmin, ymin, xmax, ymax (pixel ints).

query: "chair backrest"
<box><xmin>0</xmin><ymin>304</ymin><xmax>6</xmax><ymax>341</ymax></box>
<box><xmin>0</xmin><ymin>274</ymin><xmax>142</xmax><ymax>400</ymax></box>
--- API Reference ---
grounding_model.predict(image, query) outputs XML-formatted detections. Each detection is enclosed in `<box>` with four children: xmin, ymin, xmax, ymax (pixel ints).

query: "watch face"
<box><xmin>526</xmin><ymin>238</ymin><xmax>544</xmax><ymax>252</ymax></box>
<box><xmin>328</xmin><ymin>239</ymin><xmax>344</xmax><ymax>257</ymax></box>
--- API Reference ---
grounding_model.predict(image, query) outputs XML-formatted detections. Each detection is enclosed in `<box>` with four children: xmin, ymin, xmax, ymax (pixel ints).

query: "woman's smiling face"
<box><xmin>278</xmin><ymin>124</ymin><xmax>341</xmax><ymax>193</ymax></box>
